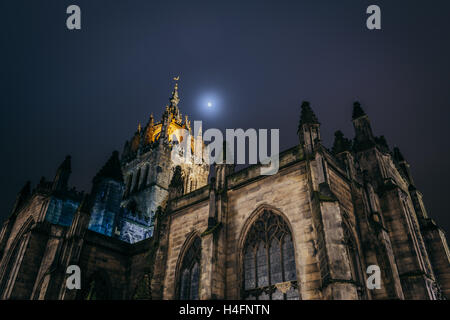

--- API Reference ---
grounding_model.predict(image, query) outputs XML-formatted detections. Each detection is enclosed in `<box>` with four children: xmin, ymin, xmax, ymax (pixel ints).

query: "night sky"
<box><xmin>1</xmin><ymin>0</ymin><xmax>449</xmax><ymax>233</ymax></box>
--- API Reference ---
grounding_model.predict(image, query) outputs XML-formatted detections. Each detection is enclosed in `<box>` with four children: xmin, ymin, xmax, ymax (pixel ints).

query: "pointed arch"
<box><xmin>0</xmin><ymin>216</ymin><xmax>35</xmax><ymax>299</ymax></box>
<box><xmin>342</xmin><ymin>217</ymin><xmax>366</xmax><ymax>299</ymax></box>
<box><xmin>32</xmin><ymin>265</ymin><xmax>64</xmax><ymax>300</ymax></box>
<box><xmin>175</xmin><ymin>231</ymin><xmax>202</xmax><ymax>300</ymax></box>
<box><xmin>238</xmin><ymin>204</ymin><xmax>300</xmax><ymax>300</ymax></box>
<box><xmin>82</xmin><ymin>269</ymin><xmax>112</xmax><ymax>300</ymax></box>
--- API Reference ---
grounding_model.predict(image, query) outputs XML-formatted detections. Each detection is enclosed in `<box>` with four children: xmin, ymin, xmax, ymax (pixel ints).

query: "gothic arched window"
<box><xmin>343</xmin><ymin>223</ymin><xmax>366</xmax><ymax>299</ymax></box>
<box><xmin>0</xmin><ymin>235</ymin><xmax>27</xmax><ymax>299</ymax></box>
<box><xmin>178</xmin><ymin>237</ymin><xmax>201</xmax><ymax>300</ymax></box>
<box><xmin>84</xmin><ymin>271</ymin><xmax>111</xmax><ymax>300</ymax></box>
<box><xmin>243</xmin><ymin>210</ymin><xmax>299</xmax><ymax>300</ymax></box>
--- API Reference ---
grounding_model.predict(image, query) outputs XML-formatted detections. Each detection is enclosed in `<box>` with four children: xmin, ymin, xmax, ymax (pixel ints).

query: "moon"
<box><xmin>207</xmin><ymin>102</ymin><xmax>212</xmax><ymax>107</ymax></box>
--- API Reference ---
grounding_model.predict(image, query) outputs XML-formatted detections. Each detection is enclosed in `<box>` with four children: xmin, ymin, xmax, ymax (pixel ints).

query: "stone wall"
<box><xmin>162</xmin><ymin>200</ymin><xmax>209</xmax><ymax>299</ymax></box>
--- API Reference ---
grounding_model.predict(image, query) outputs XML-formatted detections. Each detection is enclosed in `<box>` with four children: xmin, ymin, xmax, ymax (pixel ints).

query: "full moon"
<box><xmin>207</xmin><ymin>102</ymin><xmax>212</xmax><ymax>107</ymax></box>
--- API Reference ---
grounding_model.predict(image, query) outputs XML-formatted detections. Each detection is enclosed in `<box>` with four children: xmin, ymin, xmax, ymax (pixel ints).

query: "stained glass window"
<box><xmin>256</xmin><ymin>242</ymin><xmax>269</xmax><ymax>287</ymax></box>
<box><xmin>243</xmin><ymin>210</ymin><xmax>299</xmax><ymax>300</ymax></box>
<box><xmin>178</xmin><ymin>237</ymin><xmax>201</xmax><ymax>300</ymax></box>
<box><xmin>283</xmin><ymin>235</ymin><xmax>297</xmax><ymax>281</ymax></box>
<box><xmin>244</xmin><ymin>246</ymin><xmax>256</xmax><ymax>290</ymax></box>
<box><xmin>270</xmin><ymin>238</ymin><xmax>282</xmax><ymax>284</ymax></box>
<box><xmin>190</xmin><ymin>263</ymin><xmax>200</xmax><ymax>300</ymax></box>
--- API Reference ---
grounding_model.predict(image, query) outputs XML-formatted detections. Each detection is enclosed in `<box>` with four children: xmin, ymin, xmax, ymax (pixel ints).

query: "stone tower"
<box><xmin>88</xmin><ymin>151</ymin><xmax>124</xmax><ymax>237</ymax></box>
<box><xmin>118</xmin><ymin>79</ymin><xmax>210</xmax><ymax>243</ymax></box>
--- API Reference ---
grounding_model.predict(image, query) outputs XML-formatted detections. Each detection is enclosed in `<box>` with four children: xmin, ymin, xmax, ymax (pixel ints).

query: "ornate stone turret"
<box><xmin>168</xmin><ymin>77</ymin><xmax>181</xmax><ymax>121</ymax></box>
<box><xmin>168</xmin><ymin>166</ymin><xmax>184</xmax><ymax>199</ymax></box>
<box><xmin>52</xmin><ymin>155</ymin><xmax>71</xmax><ymax>192</ymax></box>
<box><xmin>297</xmin><ymin>101</ymin><xmax>321</xmax><ymax>155</ymax></box>
<box><xmin>332</xmin><ymin>130</ymin><xmax>352</xmax><ymax>155</ymax></box>
<box><xmin>144</xmin><ymin>114</ymin><xmax>155</xmax><ymax>145</ymax></box>
<box><xmin>352</xmin><ymin>102</ymin><xmax>375</xmax><ymax>151</ymax></box>
<box><xmin>183</xmin><ymin>115</ymin><xmax>191</xmax><ymax>133</ymax></box>
<box><xmin>131</xmin><ymin>130</ymin><xmax>141</xmax><ymax>152</ymax></box>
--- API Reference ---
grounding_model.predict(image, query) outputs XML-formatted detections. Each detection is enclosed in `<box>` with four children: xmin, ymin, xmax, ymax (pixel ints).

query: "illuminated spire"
<box><xmin>170</xmin><ymin>76</ymin><xmax>180</xmax><ymax>108</ymax></box>
<box><xmin>138</xmin><ymin>122</ymin><xmax>142</xmax><ymax>133</ymax></box>
<box><xmin>163</xmin><ymin>76</ymin><xmax>181</xmax><ymax>123</ymax></box>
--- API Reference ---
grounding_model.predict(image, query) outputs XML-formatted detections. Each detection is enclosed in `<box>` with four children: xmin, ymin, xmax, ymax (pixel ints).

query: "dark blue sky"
<box><xmin>1</xmin><ymin>0</ymin><xmax>449</xmax><ymax>232</ymax></box>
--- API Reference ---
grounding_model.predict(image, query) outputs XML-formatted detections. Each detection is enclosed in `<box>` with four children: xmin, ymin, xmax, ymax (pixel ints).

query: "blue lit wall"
<box><xmin>45</xmin><ymin>197</ymin><xmax>79</xmax><ymax>226</ymax></box>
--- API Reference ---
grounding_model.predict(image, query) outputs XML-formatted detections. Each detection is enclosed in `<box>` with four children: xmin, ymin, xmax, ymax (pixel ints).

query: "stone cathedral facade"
<box><xmin>0</xmin><ymin>81</ymin><xmax>449</xmax><ymax>300</ymax></box>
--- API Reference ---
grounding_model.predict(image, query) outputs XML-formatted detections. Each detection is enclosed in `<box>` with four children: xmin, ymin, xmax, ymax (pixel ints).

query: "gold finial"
<box><xmin>173</xmin><ymin>76</ymin><xmax>180</xmax><ymax>81</ymax></box>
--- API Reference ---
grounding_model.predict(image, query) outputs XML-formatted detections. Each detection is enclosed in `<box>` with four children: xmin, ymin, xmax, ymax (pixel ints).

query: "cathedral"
<box><xmin>0</xmin><ymin>80</ymin><xmax>449</xmax><ymax>300</ymax></box>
